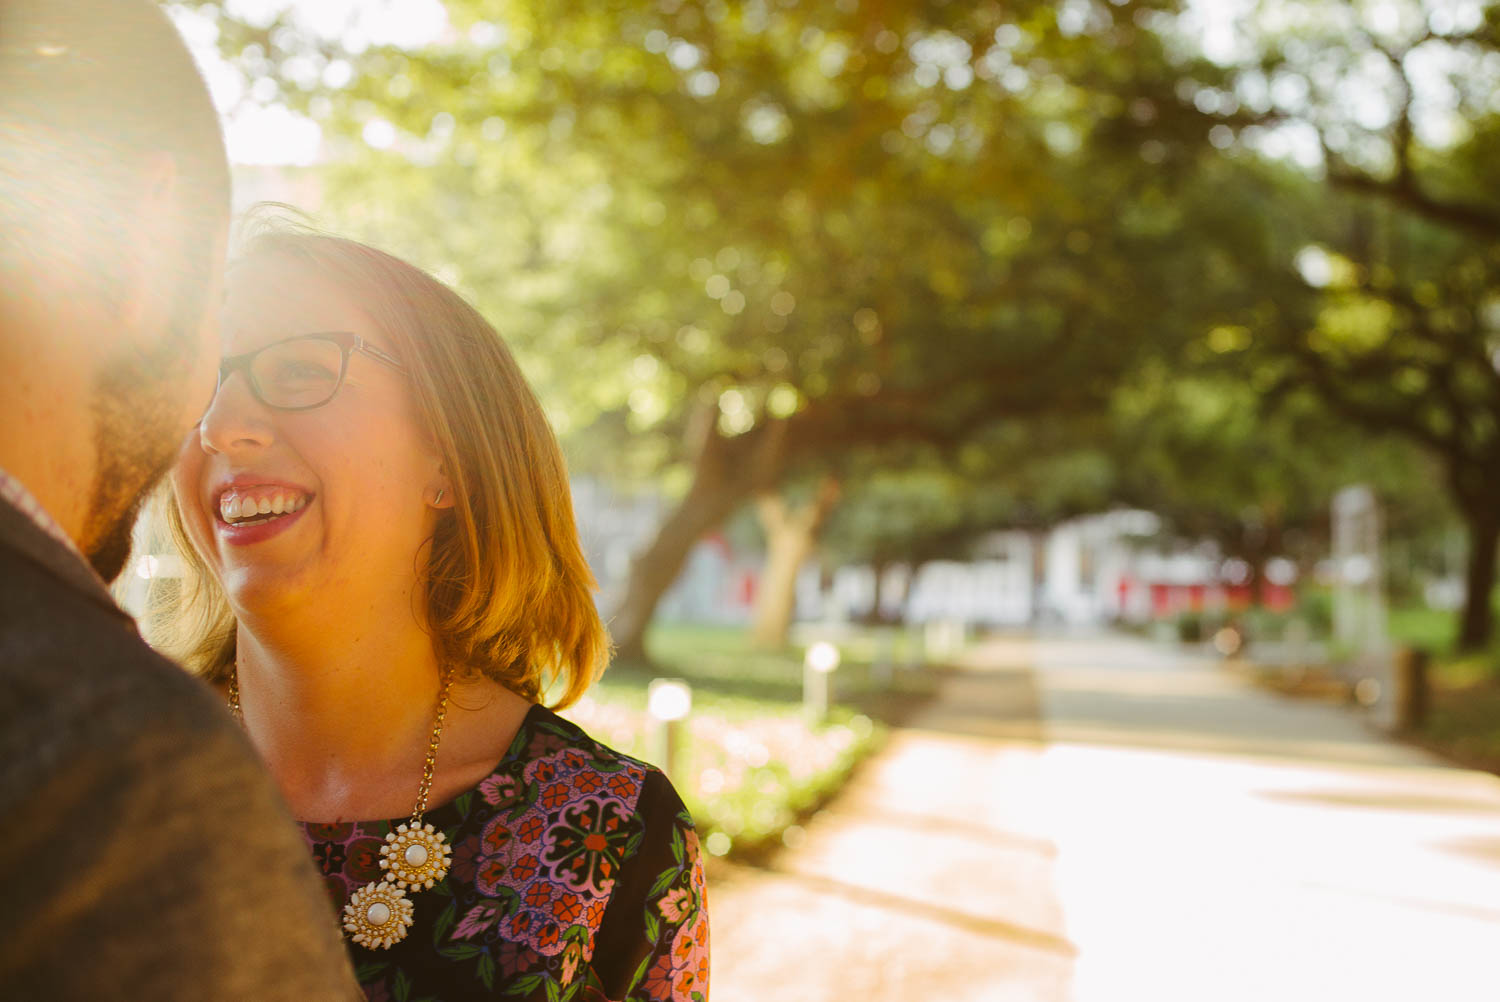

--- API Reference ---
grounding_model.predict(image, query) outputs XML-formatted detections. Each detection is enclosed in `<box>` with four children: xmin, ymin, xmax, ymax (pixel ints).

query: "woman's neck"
<box><xmin>228</xmin><ymin>598</ymin><xmax>538</xmax><ymax>824</ymax></box>
<box><xmin>233</xmin><ymin>606</ymin><xmax>448</xmax><ymax>821</ymax></box>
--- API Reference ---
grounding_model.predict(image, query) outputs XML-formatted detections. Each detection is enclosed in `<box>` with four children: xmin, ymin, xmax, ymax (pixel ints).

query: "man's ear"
<box><xmin>117</xmin><ymin>152</ymin><xmax>180</xmax><ymax>334</ymax></box>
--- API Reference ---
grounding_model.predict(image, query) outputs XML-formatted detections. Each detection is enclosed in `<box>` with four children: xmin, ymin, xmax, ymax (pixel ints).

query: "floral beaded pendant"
<box><xmin>381</xmin><ymin>822</ymin><xmax>452</xmax><ymax>889</ymax></box>
<box><xmin>344</xmin><ymin>881</ymin><xmax>415</xmax><ymax>950</ymax></box>
<box><xmin>341</xmin><ymin>823</ymin><xmax>452</xmax><ymax>950</ymax></box>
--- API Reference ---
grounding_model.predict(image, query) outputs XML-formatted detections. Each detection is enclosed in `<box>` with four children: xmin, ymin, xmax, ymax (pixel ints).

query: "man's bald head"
<box><xmin>1</xmin><ymin>0</ymin><xmax>229</xmax><ymax>304</ymax></box>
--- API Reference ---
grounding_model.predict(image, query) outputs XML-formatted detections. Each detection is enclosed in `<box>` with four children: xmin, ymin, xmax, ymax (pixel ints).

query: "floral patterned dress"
<box><xmin>299</xmin><ymin>705</ymin><xmax>709</xmax><ymax>1002</ymax></box>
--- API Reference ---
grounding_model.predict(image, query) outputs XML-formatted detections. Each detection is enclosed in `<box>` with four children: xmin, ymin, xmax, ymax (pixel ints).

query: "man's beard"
<box><xmin>82</xmin><ymin>356</ymin><xmax>190</xmax><ymax>583</ymax></box>
<box><xmin>81</xmin><ymin>278</ymin><xmax>208</xmax><ymax>584</ymax></box>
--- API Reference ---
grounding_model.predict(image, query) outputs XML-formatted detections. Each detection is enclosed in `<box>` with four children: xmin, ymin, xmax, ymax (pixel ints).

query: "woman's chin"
<box><xmin>221</xmin><ymin>565</ymin><xmax>315</xmax><ymax>623</ymax></box>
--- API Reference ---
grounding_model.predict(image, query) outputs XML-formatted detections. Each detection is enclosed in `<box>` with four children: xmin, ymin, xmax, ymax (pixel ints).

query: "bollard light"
<box><xmin>648</xmin><ymin>678</ymin><xmax>693</xmax><ymax>720</ymax></box>
<box><xmin>647</xmin><ymin>678</ymin><xmax>692</xmax><ymax>781</ymax></box>
<box><xmin>803</xmin><ymin>642</ymin><xmax>840</xmax><ymax>725</ymax></box>
<box><xmin>806</xmin><ymin>641</ymin><xmax>841</xmax><ymax>674</ymax></box>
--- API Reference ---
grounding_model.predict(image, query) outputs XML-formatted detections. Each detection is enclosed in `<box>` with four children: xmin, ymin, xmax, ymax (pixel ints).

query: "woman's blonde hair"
<box><xmin>148</xmin><ymin>225</ymin><xmax>609</xmax><ymax>709</ymax></box>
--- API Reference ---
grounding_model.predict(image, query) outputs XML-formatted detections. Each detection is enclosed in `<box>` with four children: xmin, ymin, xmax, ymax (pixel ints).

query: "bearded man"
<box><xmin>0</xmin><ymin>2</ymin><xmax>359</xmax><ymax>996</ymax></box>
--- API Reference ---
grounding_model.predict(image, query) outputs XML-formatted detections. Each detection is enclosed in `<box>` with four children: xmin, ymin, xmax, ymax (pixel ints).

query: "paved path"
<box><xmin>706</xmin><ymin>639</ymin><xmax>1072</xmax><ymax>1002</ymax></box>
<box><xmin>705</xmin><ymin>633</ymin><xmax>1500</xmax><ymax>1002</ymax></box>
<box><xmin>1034</xmin><ymin>635</ymin><xmax>1500</xmax><ymax>1002</ymax></box>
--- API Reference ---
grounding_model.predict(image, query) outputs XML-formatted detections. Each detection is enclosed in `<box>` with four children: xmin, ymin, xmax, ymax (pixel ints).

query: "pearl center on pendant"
<box><xmin>405</xmin><ymin>843</ymin><xmax>429</xmax><ymax>867</ymax></box>
<box><xmin>366</xmin><ymin>902</ymin><xmax>392</xmax><ymax>927</ymax></box>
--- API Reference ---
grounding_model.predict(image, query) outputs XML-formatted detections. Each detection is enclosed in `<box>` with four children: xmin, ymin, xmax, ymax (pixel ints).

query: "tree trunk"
<box><xmin>1457</xmin><ymin>505</ymin><xmax>1500</xmax><ymax>652</ymax></box>
<box><xmin>750</xmin><ymin>476</ymin><xmax>841</xmax><ymax>649</ymax></box>
<box><xmin>608</xmin><ymin>412</ymin><xmax>792</xmax><ymax>664</ymax></box>
<box><xmin>609</xmin><ymin>481</ymin><xmax>743</xmax><ymax>664</ymax></box>
<box><xmin>867</xmin><ymin>557</ymin><xmax>891</xmax><ymax>625</ymax></box>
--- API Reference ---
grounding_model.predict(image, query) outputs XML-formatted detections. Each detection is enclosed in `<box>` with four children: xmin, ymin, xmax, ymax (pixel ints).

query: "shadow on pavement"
<box><xmin>718</xmin><ymin>858</ymin><xmax>1078</xmax><ymax>956</ymax></box>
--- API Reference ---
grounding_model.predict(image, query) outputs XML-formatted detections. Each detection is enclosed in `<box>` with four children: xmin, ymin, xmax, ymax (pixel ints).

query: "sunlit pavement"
<box><xmin>706</xmin><ymin>638</ymin><xmax>1072</xmax><ymax>1002</ymax></box>
<box><xmin>1035</xmin><ymin>634</ymin><xmax>1500</xmax><ymax>1002</ymax></box>
<box><xmin>705</xmin><ymin>633</ymin><xmax>1500</xmax><ymax>1002</ymax></box>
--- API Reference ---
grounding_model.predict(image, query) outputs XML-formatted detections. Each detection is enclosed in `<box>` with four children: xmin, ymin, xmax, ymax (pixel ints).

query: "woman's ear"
<box><xmin>427</xmin><ymin>461</ymin><xmax>454</xmax><ymax>509</ymax></box>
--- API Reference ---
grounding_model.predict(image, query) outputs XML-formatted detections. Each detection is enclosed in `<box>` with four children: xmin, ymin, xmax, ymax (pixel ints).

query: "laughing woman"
<box><xmin>154</xmin><ymin>226</ymin><xmax>708</xmax><ymax>1002</ymax></box>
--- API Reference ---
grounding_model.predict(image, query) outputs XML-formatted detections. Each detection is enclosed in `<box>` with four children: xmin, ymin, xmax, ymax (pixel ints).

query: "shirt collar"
<box><xmin>0</xmin><ymin>465</ymin><xmax>83</xmax><ymax>559</ymax></box>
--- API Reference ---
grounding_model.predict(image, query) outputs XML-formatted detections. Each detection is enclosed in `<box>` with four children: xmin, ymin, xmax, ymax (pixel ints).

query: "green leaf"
<box><xmin>648</xmin><ymin>867</ymin><xmax>678</xmax><ymax>899</ymax></box>
<box><xmin>477</xmin><ymin>951</ymin><xmax>496</xmax><ymax>991</ymax></box>
<box><xmin>506</xmin><ymin>973</ymin><xmax>545</xmax><ymax>997</ymax></box>
<box><xmin>393</xmin><ymin>969</ymin><xmax>412</xmax><ymax>1002</ymax></box>
<box><xmin>441</xmin><ymin>943</ymin><xmax>485</xmax><ymax>961</ymax></box>
<box><xmin>431</xmin><ymin>902</ymin><xmax>457</xmax><ymax>944</ymax></box>
<box><xmin>354</xmin><ymin>959</ymin><xmax>390</xmax><ymax>983</ymax></box>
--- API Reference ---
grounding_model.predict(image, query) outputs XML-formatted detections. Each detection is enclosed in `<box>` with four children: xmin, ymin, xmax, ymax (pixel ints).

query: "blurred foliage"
<box><xmin>1107</xmin><ymin>0</ymin><xmax>1500</xmax><ymax>645</ymax></box>
<box><xmin>557</xmin><ymin>623</ymin><xmax>929</xmax><ymax>858</ymax></box>
<box><xmin>177</xmin><ymin>0</ymin><xmax>1500</xmax><ymax>648</ymax></box>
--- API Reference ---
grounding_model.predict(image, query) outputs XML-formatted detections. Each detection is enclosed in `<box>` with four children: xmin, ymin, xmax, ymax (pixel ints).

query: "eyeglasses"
<box><xmin>215</xmin><ymin>332</ymin><xmax>406</xmax><ymax>412</ymax></box>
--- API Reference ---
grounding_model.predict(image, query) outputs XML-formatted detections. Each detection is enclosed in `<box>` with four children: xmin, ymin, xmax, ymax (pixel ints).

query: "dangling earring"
<box><xmin>433</xmin><ymin>488</ymin><xmax>446</xmax><ymax>506</ymax></box>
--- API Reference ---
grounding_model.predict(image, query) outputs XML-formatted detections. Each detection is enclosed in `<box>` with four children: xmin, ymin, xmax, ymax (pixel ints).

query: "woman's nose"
<box><xmin>197</xmin><ymin>369</ymin><xmax>276</xmax><ymax>455</ymax></box>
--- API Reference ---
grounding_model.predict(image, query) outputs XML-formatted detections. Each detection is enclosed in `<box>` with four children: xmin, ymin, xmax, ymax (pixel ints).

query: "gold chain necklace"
<box><xmin>228</xmin><ymin>664</ymin><xmax>455</xmax><ymax>950</ymax></box>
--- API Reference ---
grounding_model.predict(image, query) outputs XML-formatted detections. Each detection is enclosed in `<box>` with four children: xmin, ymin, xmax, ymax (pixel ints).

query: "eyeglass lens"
<box><xmin>249</xmin><ymin>338</ymin><xmax>346</xmax><ymax>409</ymax></box>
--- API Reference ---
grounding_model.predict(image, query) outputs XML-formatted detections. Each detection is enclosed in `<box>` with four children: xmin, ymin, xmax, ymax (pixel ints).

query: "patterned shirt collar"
<box><xmin>0</xmin><ymin>465</ymin><xmax>85</xmax><ymax>560</ymax></box>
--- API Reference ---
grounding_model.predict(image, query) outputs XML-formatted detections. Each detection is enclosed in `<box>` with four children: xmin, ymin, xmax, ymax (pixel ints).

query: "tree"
<box><xmin>190</xmin><ymin>0</ymin><xmax>1243</xmax><ymax>660</ymax></box>
<box><xmin>1106</xmin><ymin>0</ymin><xmax>1500</xmax><ymax>647</ymax></box>
<box><xmin>749</xmin><ymin>475</ymin><xmax>840</xmax><ymax>649</ymax></box>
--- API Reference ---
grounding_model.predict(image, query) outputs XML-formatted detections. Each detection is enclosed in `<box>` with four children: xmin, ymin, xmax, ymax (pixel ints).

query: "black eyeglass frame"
<box><xmin>216</xmin><ymin>332</ymin><xmax>407</xmax><ymax>412</ymax></box>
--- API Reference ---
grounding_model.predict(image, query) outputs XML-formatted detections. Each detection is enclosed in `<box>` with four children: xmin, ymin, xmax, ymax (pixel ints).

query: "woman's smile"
<box><xmin>208</xmin><ymin>475</ymin><xmax>318</xmax><ymax>546</ymax></box>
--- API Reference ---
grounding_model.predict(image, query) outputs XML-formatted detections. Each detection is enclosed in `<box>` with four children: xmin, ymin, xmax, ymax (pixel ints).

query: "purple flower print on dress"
<box><xmin>542</xmin><ymin>795</ymin><xmax>633</xmax><ymax>896</ymax></box>
<box><xmin>452</xmin><ymin>900</ymin><xmax>503</xmax><ymax>940</ymax></box>
<box><xmin>476</xmin><ymin>857</ymin><xmax>510</xmax><ymax>897</ymax></box>
<box><xmin>479</xmin><ymin>771</ymin><xmax>522</xmax><ymax>807</ymax></box>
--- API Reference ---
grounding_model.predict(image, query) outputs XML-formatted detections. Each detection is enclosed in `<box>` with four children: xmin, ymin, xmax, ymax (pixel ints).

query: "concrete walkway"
<box><xmin>705</xmin><ymin>633</ymin><xmax>1500</xmax><ymax>1002</ymax></box>
<box><xmin>1034</xmin><ymin>634</ymin><xmax>1500</xmax><ymax>1002</ymax></box>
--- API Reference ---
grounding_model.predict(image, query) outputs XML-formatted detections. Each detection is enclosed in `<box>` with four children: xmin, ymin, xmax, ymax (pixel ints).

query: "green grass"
<box><xmin>555</xmin><ymin>623</ymin><xmax>940</xmax><ymax>860</ymax></box>
<box><xmin>1387</xmin><ymin>605</ymin><xmax>1461</xmax><ymax>655</ymax></box>
<box><xmin>616</xmin><ymin>622</ymin><xmax>939</xmax><ymax>706</ymax></box>
<box><xmin>1380</xmin><ymin>595</ymin><xmax>1500</xmax><ymax>775</ymax></box>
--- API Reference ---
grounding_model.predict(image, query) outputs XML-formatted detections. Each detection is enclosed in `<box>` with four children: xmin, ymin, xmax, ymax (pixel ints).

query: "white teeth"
<box><xmin>218</xmin><ymin>491</ymin><xmax>309</xmax><ymax>522</ymax></box>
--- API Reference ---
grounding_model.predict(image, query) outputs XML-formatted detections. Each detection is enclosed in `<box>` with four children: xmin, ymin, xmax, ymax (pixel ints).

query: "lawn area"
<box><xmin>1229</xmin><ymin>592</ymin><xmax>1500</xmax><ymax>776</ymax></box>
<box><xmin>1386</xmin><ymin>596</ymin><xmax>1500</xmax><ymax>774</ymax></box>
<box><xmin>557</xmin><ymin>622</ymin><xmax>943</xmax><ymax>861</ymax></box>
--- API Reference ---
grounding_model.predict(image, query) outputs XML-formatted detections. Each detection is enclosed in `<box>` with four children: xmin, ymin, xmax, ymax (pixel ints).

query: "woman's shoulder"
<box><xmin>500</xmin><ymin>704</ymin><xmax>685</xmax><ymax>822</ymax></box>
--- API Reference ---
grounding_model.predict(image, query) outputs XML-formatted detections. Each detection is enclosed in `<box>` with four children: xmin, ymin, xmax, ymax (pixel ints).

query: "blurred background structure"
<box><xmin>124</xmin><ymin>1</ymin><xmax>1500</xmax><ymax>998</ymax></box>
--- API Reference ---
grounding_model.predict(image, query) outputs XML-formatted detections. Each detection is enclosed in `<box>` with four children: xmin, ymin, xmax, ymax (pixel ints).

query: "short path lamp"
<box><xmin>647</xmin><ymin>678</ymin><xmax>692</xmax><ymax>781</ymax></box>
<box><xmin>803</xmin><ymin>641</ymin><xmax>841</xmax><ymax>725</ymax></box>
